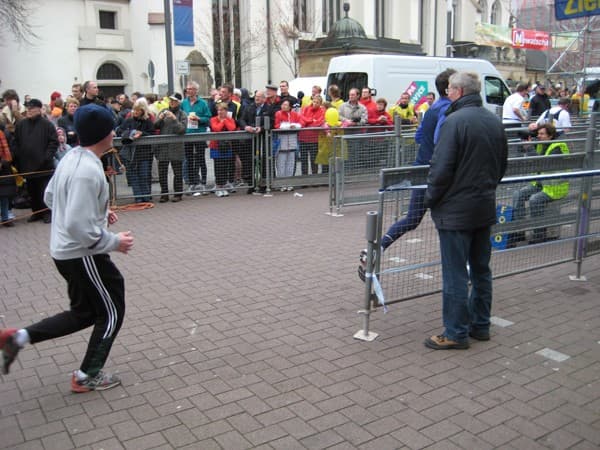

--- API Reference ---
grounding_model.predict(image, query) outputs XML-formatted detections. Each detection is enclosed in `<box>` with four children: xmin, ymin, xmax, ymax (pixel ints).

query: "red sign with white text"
<box><xmin>512</xmin><ymin>28</ymin><xmax>550</xmax><ymax>50</ymax></box>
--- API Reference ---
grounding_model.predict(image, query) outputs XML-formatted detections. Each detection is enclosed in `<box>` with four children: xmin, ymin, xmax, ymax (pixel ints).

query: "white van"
<box><xmin>288</xmin><ymin>76</ymin><xmax>328</xmax><ymax>99</ymax></box>
<box><xmin>326</xmin><ymin>54</ymin><xmax>511</xmax><ymax>116</ymax></box>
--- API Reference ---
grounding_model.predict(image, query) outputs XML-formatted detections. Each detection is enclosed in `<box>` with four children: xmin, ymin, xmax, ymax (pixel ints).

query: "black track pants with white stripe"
<box><xmin>26</xmin><ymin>254</ymin><xmax>125</xmax><ymax>377</ymax></box>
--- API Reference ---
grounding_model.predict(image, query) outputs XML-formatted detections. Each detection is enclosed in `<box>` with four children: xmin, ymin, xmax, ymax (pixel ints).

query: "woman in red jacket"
<box><xmin>369</xmin><ymin>98</ymin><xmax>393</xmax><ymax>126</ymax></box>
<box><xmin>274</xmin><ymin>99</ymin><xmax>302</xmax><ymax>187</ymax></box>
<box><xmin>299</xmin><ymin>95</ymin><xmax>326</xmax><ymax>176</ymax></box>
<box><xmin>209</xmin><ymin>103</ymin><xmax>237</xmax><ymax>197</ymax></box>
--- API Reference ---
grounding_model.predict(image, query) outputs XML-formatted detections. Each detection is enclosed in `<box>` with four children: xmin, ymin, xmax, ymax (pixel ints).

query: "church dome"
<box><xmin>327</xmin><ymin>3</ymin><xmax>366</xmax><ymax>40</ymax></box>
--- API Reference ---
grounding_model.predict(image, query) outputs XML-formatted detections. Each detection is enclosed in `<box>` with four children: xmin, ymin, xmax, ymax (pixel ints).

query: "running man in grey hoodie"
<box><xmin>0</xmin><ymin>104</ymin><xmax>135</xmax><ymax>392</ymax></box>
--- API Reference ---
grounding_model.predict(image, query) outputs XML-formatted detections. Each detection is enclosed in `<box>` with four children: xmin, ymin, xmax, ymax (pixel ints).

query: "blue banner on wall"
<box><xmin>174</xmin><ymin>0</ymin><xmax>194</xmax><ymax>46</ymax></box>
<box><xmin>555</xmin><ymin>0</ymin><xmax>600</xmax><ymax>20</ymax></box>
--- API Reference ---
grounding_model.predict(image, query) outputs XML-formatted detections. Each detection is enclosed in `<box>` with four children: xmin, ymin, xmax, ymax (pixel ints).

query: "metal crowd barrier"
<box><xmin>109</xmin><ymin>124</ymin><xmax>402</xmax><ymax>202</ymax></box>
<box><xmin>355</xmin><ymin>113</ymin><xmax>600</xmax><ymax>341</ymax></box>
<box><xmin>87</xmin><ymin>113</ymin><xmax>600</xmax><ymax>205</ymax></box>
<box><xmin>109</xmin><ymin>131</ymin><xmax>254</xmax><ymax>202</ymax></box>
<box><xmin>327</xmin><ymin>121</ymin><xmax>421</xmax><ymax>214</ymax></box>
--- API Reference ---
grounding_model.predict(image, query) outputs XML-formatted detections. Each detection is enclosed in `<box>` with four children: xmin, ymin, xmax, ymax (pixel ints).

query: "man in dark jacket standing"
<box><xmin>423</xmin><ymin>72</ymin><xmax>508</xmax><ymax>350</ymax></box>
<box><xmin>239</xmin><ymin>90</ymin><xmax>270</xmax><ymax>189</ymax></box>
<box><xmin>528</xmin><ymin>83</ymin><xmax>551</xmax><ymax>118</ymax></box>
<box><xmin>13</xmin><ymin>99</ymin><xmax>58</xmax><ymax>223</ymax></box>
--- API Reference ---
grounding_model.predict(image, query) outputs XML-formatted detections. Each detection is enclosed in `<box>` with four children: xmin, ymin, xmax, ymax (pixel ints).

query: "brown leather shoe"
<box><xmin>424</xmin><ymin>334</ymin><xmax>469</xmax><ymax>350</ymax></box>
<box><xmin>171</xmin><ymin>195</ymin><xmax>182</xmax><ymax>203</ymax></box>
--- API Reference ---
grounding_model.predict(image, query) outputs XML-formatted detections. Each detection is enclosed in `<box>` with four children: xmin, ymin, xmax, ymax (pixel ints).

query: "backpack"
<box><xmin>543</xmin><ymin>108</ymin><xmax>562</xmax><ymax>126</ymax></box>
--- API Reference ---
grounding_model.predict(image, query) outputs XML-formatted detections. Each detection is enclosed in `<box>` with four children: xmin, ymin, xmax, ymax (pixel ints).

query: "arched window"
<box><xmin>480</xmin><ymin>0</ymin><xmax>489</xmax><ymax>23</ymax></box>
<box><xmin>97</xmin><ymin>63</ymin><xmax>123</xmax><ymax>80</ymax></box>
<box><xmin>490</xmin><ymin>0</ymin><xmax>501</xmax><ymax>25</ymax></box>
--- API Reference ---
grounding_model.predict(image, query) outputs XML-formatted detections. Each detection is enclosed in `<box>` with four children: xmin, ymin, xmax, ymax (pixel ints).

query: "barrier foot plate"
<box><xmin>569</xmin><ymin>275</ymin><xmax>587</xmax><ymax>282</ymax></box>
<box><xmin>353</xmin><ymin>330</ymin><xmax>378</xmax><ymax>341</ymax></box>
<box><xmin>325</xmin><ymin>212</ymin><xmax>344</xmax><ymax>217</ymax></box>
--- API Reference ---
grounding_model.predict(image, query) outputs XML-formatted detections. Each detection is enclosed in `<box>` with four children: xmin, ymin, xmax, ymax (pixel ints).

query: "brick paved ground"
<box><xmin>1</xmin><ymin>187</ymin><xmax>599</xmax><ymax>449</ymax></box>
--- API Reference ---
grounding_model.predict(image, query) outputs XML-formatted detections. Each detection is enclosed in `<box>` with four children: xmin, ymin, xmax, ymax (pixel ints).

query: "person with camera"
<box><xmin>338</xmin><ymin>88</ymin><xmax>368</xmax><ymax>127</ymax></box>
<box><xmin>117</xmin><ymin>102</ymin><xmax>155</xmax><ymax>203</ymax></box>
<box><xmin>338</xmin><ymin>88</ymin><xmax>368</xmax><ymax>170</ymax></box>
<box><xmin>154</xmin><ymin>94</ymin><xmax>187</xmax><ymax>202</ymax></box>
<box><xmin>359</xmin><ymin>87</ymin><xmax>378</xmax><ymax>125</ymax></box>
<box><xmin>1</xmin><ymin>89</ymin><xmax>27</xmax><ymax>133</ymax></box>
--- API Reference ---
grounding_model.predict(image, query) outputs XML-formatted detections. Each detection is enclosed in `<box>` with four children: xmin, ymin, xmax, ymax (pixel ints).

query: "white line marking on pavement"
<box><xmin>490</xmin><ymin>316</ymin><xmax>514</xmax><ymax>327</ymax></box>
<box><xmin>415</xmin><ymin>273</ymin><xmax>433</xmax><ymax>280</ymax></box>
<box><xmin>388</xmin><ymin>257</ymin><xmax>407</xmax><ymax>263</ymax></box>
<box><xmin>536</xmin><ymin>348</ymin><xmax>570</xmax><ymax>362</ymax></box>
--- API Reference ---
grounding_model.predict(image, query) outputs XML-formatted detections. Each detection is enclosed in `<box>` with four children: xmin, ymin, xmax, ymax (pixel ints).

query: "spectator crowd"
<box><xmin>0</xmin><ymin>75</ymin><xmax>596</xmax><ymax>229</ymax></box>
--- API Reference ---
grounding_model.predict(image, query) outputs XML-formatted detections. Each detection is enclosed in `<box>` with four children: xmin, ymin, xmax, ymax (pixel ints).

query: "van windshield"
<box><xmin>484</xmin><ymin>76</ymin><xmax>510</xmax><ymax>106</ymax></box>
<box><xmin>327</xmin><ymin>72</ymin><xmax>368</xmax><ymax>101</ymax></box>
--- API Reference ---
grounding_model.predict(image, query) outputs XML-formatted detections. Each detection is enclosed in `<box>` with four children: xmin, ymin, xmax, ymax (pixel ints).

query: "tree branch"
<box><xmin>0</xmin><ymin>0</ymin><xmax>40</xmax><ymax>46</ymax></box>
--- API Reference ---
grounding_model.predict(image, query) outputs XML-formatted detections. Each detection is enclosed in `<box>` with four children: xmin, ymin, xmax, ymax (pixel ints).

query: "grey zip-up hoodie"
<box><xmin>44</xmin><ymin>147</ymin><xmax>120</xmax><ymax>260</ymax></box>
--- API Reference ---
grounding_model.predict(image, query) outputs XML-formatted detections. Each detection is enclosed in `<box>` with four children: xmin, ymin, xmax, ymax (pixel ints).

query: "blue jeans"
<box><xmin>512</xmin><ymin>184</ymin><xmax>552</xmax><ymax>240</ymax></box>
<box><xmin>1</xmin><ymin>197</ymin><xmax>9</xmax><ymax>221</ymax></box>
<box><xmin>129</xmin><ymin>159</ymin><xmax>152</xmax><ymax>202</ymax></box>
<box><xmin>381</xmin><ymin>189</ymin><xmax>426</xmax><ymax>250</ymax></box>
<box><xmin>438</xmin><ymin>227</ymin><xmax>493</xmax><ymax>342</ymax></box>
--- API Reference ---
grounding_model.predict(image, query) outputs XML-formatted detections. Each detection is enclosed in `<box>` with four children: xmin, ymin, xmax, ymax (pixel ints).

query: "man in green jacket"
<box><xmin>512</xmin><ymin>123</ymin><xmax>570</xmax><ymax>244</ymax></box>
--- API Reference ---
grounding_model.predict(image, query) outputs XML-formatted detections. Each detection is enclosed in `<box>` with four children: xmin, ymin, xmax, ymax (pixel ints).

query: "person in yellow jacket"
<box><xmin>388</xmin><ymin>92</ymin><xmax>418</xmax><ymax>124</ymax></box>
<box><xmin>154</xmin><ymin>96</ymin><xmax>171</xmax><ymax>113</ymax></box>
<box><xmin>301</xmin><ymin>85</ymin><xmax>324</xmax><ymax>108</ymax></box>
<box><xmin>571</xmin><ymin>88</ymin><xmax>589</xmax><ymax>115</ymax></box>
<box><xmin>511</xmin><ymin>123</ymin><xmax>569</xmax><ymax>244</ymax></box>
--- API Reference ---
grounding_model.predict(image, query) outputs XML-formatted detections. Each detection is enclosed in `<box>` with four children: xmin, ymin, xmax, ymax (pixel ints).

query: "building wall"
<box><xmin>0</xmin><ymin>0</ymin><xmax>514</xmax><ymax>101</ymax></box>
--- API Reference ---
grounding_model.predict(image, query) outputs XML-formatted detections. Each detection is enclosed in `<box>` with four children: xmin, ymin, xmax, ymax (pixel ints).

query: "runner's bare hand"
<box><xmin>108</xmin><ymin>210</ymin><xmax>118</xmax><ymax>225</ymax></box>
<box><xmin>117</xmin><ymin>231</ymin><xmax>134</xmax><ymax>254</ymax></box>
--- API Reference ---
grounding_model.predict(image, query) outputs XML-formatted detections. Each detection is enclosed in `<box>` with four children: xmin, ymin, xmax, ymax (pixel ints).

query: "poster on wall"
<box><xmin>511</xmin><ymin>28</ymin><xmax>550</xmax><ymax>50</ymax></box>
<box><xmin>174</xmin><ymin>0</ymin><xmax>194</xmax><ymax>46</ymax></box>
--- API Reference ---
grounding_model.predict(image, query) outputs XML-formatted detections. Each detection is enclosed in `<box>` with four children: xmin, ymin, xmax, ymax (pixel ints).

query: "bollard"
<box><xmin>354</xmin><ymin>211</ymin><xmax>379</xmax><ymax>341</ymax></box>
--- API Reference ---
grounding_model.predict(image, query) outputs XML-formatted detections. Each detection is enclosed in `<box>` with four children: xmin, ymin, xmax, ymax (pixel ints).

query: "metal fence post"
<box><xmin>570</xmin><ymin>113</ymin><xmax>597</xmax><ymax>281</ymax></box>
<box><xmin>264</xmin><ymin>117</ymin><xmax>272</xmax><ymax>195</ymax></box>
<box><xmin>394</xmin><ymin>116</ymin><xmax>403</xmax><ymax>167</ymax></box>
<box><xmin>335</xmin><ymin>156</ymin><xmax>344</xmax><ymax>216</ymax></box>
<box><xmin>328</xmin><ymin>154</ymin><xmax>336</xmax><ymax>215</ymax></box>
<box><xmin>354</xmin><ymin>211</ymin><xmax>379</xmax><ymax>341</ymax></box>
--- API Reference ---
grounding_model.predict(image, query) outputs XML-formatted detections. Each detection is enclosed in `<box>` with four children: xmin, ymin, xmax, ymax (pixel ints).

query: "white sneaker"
<box><xmin>222</xmin><ymin>190</ymin><xmax>230</xmax><ymax>197</ymax></box>
<box><xmin>225</xmin><ymin>182</ymin><xmax>236</xmax><ymax>193</ymax></box>
<box><xmin>215</xmin><ymin>190</ymin><xmax>224</xmax><ymax>197</ymax></box>
<box><xmin>287</xmin><ymin>186</ymin><xmax>294</xmax><ymax>191</ymax></box>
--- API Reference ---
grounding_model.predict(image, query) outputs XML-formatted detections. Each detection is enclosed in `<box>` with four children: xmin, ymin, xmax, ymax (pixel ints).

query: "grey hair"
<box><xmin>448</xmin><ymin>72</ymin><xmax>481</xmax><ymax>96</ymax></box>
<box><xmin>187</xmin><ymin>81</ymin><xmax>200</xmax><ymax>90</ymax></box>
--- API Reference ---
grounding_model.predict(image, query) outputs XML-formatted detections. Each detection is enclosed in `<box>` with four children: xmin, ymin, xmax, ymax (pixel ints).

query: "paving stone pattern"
<box><xmin>1</xmin><ymin>187</ymin><xmax>599</xmax><ymax>449</ymax></box>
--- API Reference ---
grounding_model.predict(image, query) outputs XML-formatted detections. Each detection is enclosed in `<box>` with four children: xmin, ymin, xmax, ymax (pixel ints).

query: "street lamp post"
<box><xmin>164</xmin><ymin>0</ymin><xmax>175</xmax><ymax>93</ymax></box>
